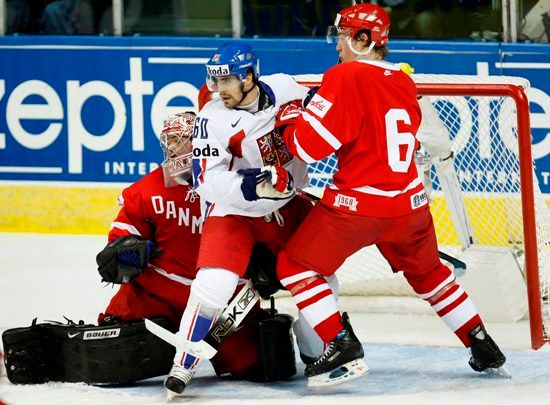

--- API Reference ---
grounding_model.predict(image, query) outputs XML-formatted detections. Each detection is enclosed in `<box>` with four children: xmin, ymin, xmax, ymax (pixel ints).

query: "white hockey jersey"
<box><xmin>192</xmin><ymin>73</ymin><xmax>310</xmax><ymax>218</ymax></box>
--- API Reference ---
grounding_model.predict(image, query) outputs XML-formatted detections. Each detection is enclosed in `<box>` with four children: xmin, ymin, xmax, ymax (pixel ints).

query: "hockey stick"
<box><xmin>145</xmin><ymin>279</ymin><xmax>260</xmax><ymax>360</ymax></box>
<box><xmin>296</xmin><ymin>188</ymin><xmax>467</xmax><ymax>274</ymax></box>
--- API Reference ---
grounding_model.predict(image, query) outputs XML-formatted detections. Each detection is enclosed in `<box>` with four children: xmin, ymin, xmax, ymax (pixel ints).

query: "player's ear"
<box><xmin>244</xmin><ymin>70</ymin><xmax>255</xmax><ymax>91</ymax></box>
<box><xmin>359</xmin><ymin>31</ymin><xmax>370</xmax><ymax>48</ymax></box>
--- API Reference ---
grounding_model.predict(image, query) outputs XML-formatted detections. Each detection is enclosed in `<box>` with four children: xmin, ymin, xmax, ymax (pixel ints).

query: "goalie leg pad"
<box><xmin>2</xmin><ymin>321</ymin><xmax>58</xmax><ymax>384</ymax></box>
<box><xmin>2</xmin><ymin>318</ymin><xmax>175</xmax><ymax>385</ymax></box>
<box><xmin>256</xmin><ymin>312</ymin><xmax>297</xmax><ymax>382</ymax></box>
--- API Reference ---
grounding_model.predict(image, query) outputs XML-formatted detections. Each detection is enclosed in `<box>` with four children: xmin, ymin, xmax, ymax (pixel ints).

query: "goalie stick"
<box><xmin>145</xmin><ymin>279</ymin><xmax>260</xmax><ymax>360</ymax></box>
<box><xmin>296</xmin><ymin>188</ymin><xmax>467</xmax><ymax>275</ymax></box>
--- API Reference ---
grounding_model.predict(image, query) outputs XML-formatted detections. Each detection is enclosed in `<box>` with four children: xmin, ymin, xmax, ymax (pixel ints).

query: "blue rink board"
<box><xmin>0</xmin><ymin>36</ymin><xmax>549</xmax><ymax>192</ymax></box>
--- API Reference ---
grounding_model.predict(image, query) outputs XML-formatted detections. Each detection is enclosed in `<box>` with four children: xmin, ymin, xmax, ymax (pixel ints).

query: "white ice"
<box><xmin>1</xmin><ymin>233</ymin><xmax>550</xmax><ymax>405</ymax></box>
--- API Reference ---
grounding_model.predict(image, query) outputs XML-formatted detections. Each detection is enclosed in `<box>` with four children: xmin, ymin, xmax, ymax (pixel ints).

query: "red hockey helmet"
<box><xmin>328</xmin><ymin>3</ymin><xmax>390</xmax><ymax>46</ymax></box>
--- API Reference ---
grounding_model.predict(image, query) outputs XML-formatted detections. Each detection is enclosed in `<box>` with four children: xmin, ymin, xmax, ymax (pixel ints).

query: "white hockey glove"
<box><xmin>238</xmin><ymin>166</ymin><xmax>295</xmax><ymax>201</ymax></box>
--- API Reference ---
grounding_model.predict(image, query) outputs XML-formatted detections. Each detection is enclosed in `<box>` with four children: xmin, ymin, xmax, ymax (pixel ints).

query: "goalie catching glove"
<box><xmin>96</xmin><ymin>235</ymin><xmax>163</xmax><ymax>284</ymax></box>
<box><xmin>239</xmin><ymin>166</ymin><xmax>295</xmax><ymax>201</ymax></box>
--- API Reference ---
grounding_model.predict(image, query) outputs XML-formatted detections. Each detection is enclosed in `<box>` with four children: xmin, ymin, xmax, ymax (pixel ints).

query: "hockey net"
<box><xmin>294</xmin><ymin>73</ymin><xmax>550</xmax><ymax>349</ymax></box>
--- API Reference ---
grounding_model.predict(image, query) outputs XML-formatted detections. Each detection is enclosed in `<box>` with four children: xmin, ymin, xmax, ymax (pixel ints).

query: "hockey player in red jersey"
<box><xmin>273</xmin><ymin>3</ymin><xmax>508</xmax><ymax>388</ymax></box>
<box><xmin>2</xmin><ymin>113</ymin><xmax>294</xmax><ymax>387</ymax></box>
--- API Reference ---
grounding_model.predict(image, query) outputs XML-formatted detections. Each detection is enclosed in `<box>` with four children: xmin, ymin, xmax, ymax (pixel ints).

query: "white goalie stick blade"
<box><xmin>144</xmin><ymin>318</ymin><xmax>214</xmax><ymax>358</ymax></box>
<box><xmin>307</xmin><ymin>359</ymin><xmax>370</xmax><ymax>389</ymax></box>
<box><xmin>483</xmin><ymin>365</ymin><xmax>512</xmax><ymax>379</ymax></box>
<box><xmin>145</xmin><ymin>280</ymin><xmax>261</xmax><ymax>360</ymax></box>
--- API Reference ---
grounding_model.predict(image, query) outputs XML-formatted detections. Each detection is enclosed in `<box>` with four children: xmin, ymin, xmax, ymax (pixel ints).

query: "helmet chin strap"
<box><xmin>346</xmin><ymin>37</ymin><xmax>376</xmax><ymax>59</ymax></box>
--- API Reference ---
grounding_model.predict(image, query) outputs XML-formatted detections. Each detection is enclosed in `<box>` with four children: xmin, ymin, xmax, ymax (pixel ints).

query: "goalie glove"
<box><xmin>238</xmin><ymin>166</ymin><xmax>295</xmax><ymax>202</ymax></box>
<box><xmin>96</xmin><ymin>236</ymin><xmax>163</xmax><ymax>284</ymax></box>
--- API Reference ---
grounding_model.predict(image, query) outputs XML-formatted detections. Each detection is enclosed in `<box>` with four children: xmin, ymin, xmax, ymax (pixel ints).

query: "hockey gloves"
<box><xmin>247</xmin><ymin>243</ymin><xmax>284</xmax><ymax>300</ymax></box>
<box><xmin>239</xmin><ymin>166</ymin><xmax>295</xmax><ymax>201</ymax></box>
<box><xmin>275</xmin><ymin>100</ymin><xmax>303</xmax><ymax>129</ymax></box>
<box><xmin>96</xmin><ymin>236</ymin><xmax>163</xmax><ymax>284</ymax></box>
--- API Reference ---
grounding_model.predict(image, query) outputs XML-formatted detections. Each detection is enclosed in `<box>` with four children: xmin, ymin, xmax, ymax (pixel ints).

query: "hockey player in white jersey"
<box><xmin>163</xmin><ymin>42</ymin><xmax>338</xmax><ymax>399</ymax></box>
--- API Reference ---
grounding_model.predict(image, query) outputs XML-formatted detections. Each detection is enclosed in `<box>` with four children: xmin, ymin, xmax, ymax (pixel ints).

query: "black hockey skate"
<box><xmin>305</xmin><ymin>312</ymin><xmax>369</xmax><ymax>388</ymax></box>
<box><xmin>164</xmin><ymin>363</ymin><xmax>195</xmax><ymax>400</ymax></box>
<box><xmin>468</xmin><ymin>324</ymin><xmax>510</xmax><ymax>378</ymax></box>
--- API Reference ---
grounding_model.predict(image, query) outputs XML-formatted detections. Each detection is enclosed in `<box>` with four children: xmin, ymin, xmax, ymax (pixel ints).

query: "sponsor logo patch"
<box><xmin>193</xmin><ymin>144</ymin><xmax>220</xmax><ymax>158</ymax></box>
<box><xmin>206</xmin><ymin>64</ymin><xmax>230</xmax><ymax>76</ymax></box>
<box><xmin>333</xmin><ymin>194</ymin><xmax>358</xmax><ymax>211</ymax></box>
<box><xmin>83</xmin><ymin>328</ymin><xmax>121</xmax><ymax>340</ymax></box>
<box><xmin>410</xmin><ymin>189</ymin><xmax>428</xmax><ymax>209</ymax></box>
<box><xmin>306</xmin><ymin>93</ymin><xmax>333</xmax><ymax>118</ymax></box>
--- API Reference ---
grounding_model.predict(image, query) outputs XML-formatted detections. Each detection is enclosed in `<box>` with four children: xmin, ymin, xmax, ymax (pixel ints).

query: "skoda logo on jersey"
<box><xmin>193</xmin><ymin>144</ymin><xmax>220</xmax><ymax>158</ymax></box>
<box><xmin>206</xmin><ymin>64</ymin><xmax>231</xmax><ymax>76</ymax></box>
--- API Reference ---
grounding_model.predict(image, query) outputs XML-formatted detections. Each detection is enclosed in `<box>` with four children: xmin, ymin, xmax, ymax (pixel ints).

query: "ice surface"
<box><xmin>1</xmin><ymin>233</ymin><xmax>550</xmax><ymax>405</ymax></box>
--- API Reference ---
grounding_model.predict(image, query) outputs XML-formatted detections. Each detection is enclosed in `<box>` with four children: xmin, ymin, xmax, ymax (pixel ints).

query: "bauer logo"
<box><xmin>307</xmin><ymin>94</ymin><xmax>333</xmax><ymax>118</ymax></box>
<box><xmin>83</xmin><ymin>329</ymin><xmax>121</xmax><ymax>340</ymax></box>
<box><xmin>206</xmin><ymin>64</ymin><xmax>231</xmax><ymax>76</ymax></box>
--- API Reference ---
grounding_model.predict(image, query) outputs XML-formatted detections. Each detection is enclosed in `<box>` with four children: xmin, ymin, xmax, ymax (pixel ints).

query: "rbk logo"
<box><xmin>238</xmin><ymin>288</ymin><xmax>257</xmax><ymax>310</ymax></box>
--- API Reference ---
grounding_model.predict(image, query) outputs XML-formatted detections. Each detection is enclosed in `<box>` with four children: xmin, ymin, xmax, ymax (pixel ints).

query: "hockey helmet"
<box><xmin>327</xmin><ymin>3</ymin><xmax>390</xmax><ymax>46</ymax></box>
<box><xmin>206</xmin><ymin>42</ymin><xmax>260</xmax><ymax>91</ymax></box>
<box><xmin>160</xmin><ymin>112</ymin><xmax>195</xmax><ymax>185</ymax></box>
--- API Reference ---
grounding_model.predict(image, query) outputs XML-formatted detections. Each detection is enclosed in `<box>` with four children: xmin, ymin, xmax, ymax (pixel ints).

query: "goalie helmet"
<box><xmin>160</xmin><ymin>112</ymin><xmax>195</xmax><ymax>186</ymax></box>
<box><xmin>327</xmin><ymin>3</ymin><xmax>390</xmax><ymax>46</ymax></box>
<box><xmin>206</xmin><ymin>42</ymin><xmax>260</xmax><ymax>91</ymax></box>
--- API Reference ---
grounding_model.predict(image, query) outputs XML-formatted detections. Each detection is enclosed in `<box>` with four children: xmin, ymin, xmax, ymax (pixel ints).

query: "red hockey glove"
<box><xmin>275</xmin><ymin>100</ymin><xmax>303</xmax><ymax>130</ymax></box>
<box><xmin>238</xmin><ymin>166</ymin><xmax>295</xmax><ymax>201</ymax></box>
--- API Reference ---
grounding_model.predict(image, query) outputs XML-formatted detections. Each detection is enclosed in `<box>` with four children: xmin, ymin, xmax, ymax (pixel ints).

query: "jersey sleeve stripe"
<box><xmin>192</xmin><ymin>158</ymin><xmax>208</xmax><ymax>189</ymax></box>
<box><xmin>350</xmin><ymin>174</ymin><xmax>423</xmax><ymax>197</ymax></box>
<box><xmin>292</xmin><ymin>129</ymin><xmax>317</xmax><ymax>164</ymax></box>
<box><xmin>110</xmin><ymin>221</ymin><xmax>142</xmax><ymax>236</ymax></box>
<box><xmin>302</xmin><ymin>112</ymin><xmax>342</xmax><ymax>150</ymax></box>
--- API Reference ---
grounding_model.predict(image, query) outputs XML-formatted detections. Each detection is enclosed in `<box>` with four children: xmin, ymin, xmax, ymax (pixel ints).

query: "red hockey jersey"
<box><xmin>287</xmin><ymin>60</ymin><xmax>426</xmax><ymax>217</ymax></box>
<box><xmin>108</xmin><ymin>167</ymin><xmax>203</xmax><ymax>281</ymax></box>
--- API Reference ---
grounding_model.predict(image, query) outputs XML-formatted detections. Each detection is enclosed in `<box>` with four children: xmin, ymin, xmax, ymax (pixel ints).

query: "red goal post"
<box><xmin>293</xmin><ymin>73</ymin><xmax>549</xmax><ymax>350</ymax></box>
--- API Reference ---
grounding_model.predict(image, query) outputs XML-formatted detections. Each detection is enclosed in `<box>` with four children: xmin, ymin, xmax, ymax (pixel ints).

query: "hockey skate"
<box><xmin>164</xmin><ymin>363</ymin><xmax>195</xmax><ymax>401</ymax></box>
<box><xmin>468</xmin><ymin>324</ymin><xmax>511</xmax><ymax>378</ymax></box>
<box><xmin>305</xmin><ymin>312</ymin><xmax>369</xmax><ymax>389</ymax></box>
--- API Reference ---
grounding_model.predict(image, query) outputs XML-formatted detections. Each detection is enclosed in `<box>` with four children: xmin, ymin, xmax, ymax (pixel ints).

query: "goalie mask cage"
<box><xmin>294</xmin><ymin>73</ymin><xmax>550</xmax><ymax>350</ymax></box>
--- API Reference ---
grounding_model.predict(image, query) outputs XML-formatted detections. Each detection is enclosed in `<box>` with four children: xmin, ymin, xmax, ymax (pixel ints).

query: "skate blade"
<box><xmin>307</xmin><ymin>359</ymin><xmax>369</xmax><ymax>389</ymax></box>
<box><xmin>484</xmin><ymin>365</ymin><xmax>512</xmax><ymax>379</ymax></box>
<box><xmin>166</xmin><ymin>389</ymin><xmax>182</xmax><ymax>402</ymax></box>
